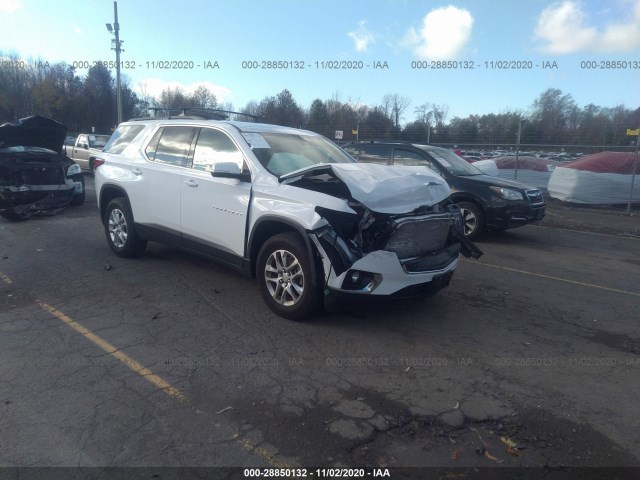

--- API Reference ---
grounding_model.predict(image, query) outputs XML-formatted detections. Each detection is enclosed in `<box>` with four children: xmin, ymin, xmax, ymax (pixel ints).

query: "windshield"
<box><xmin>246</xmin><ymin>132</ymin><xmax>356</xmax><ymax>176</ymax></box>
<box><xmin>419</xmin><ymin>146</ymin><xmax>484</xmax><ymax>176</ymax></box>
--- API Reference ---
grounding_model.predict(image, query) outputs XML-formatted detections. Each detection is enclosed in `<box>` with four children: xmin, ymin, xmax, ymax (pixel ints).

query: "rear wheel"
<box><xmin>457</xmin><ymin>201</ymin><xmax>484</xmax><ymax>240</ymax></box>
<box><xmin>256</xmin><ymin>233</ymin><xmax>322</xmax><ymax>320</ymax></box>
<box><xmin>104</xmin><ymin>197</ymin><xmax>147</xmax><ymax>257</ymax></box>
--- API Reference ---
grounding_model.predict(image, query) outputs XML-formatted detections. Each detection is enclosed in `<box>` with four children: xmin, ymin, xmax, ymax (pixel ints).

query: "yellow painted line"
<box><xmin>37</xmin><ymin>301</ymin><xmax>187</xmax><ymax>402</ymax></box>
<box><xmin>0</xmin><ymin>271</ymin><xmax>12</xmax><ymax>285</ymax></box>
<box><xmin>36</xmin><ymin>300</ymin><xmax>291</xmax><ymax>468</ymax></box>
<box><xmin>461</xmin><ymin>260</ymin><xmax>640</xmax><ymax>298</ymax></box>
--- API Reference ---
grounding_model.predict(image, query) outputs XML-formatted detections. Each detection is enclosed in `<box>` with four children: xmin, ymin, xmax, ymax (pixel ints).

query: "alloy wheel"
<box><xmin>264</xmin><ymin>249</ymin><xmax>305</xmax><ymax>307</ymax></box>
<box><xmin>108</xmin><ymin>208</ymin><xmax>128</xmax><ymax>248</ymax></box>
<box><xmin>460</xmin><ymin>207</ymin><xmax>477</xmax><ymax>236</ymax></box>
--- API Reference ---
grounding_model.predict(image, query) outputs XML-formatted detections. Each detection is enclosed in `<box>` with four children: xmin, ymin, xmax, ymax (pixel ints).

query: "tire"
<box><xmin>457</xmin><ymin>201</ymin><xmax>484</xmax><ymax>240</ymax></box>
<box><xmin>70</xmin><ymin>175</ymin><xmax>85</xmax><ymax>206</ymax></box>
<box><xmin>256</xmin><ymin>232</ymin><xmax>322</xmax><ymax>320</ymax></box>
<box><xmin>103</xmin><ymin>197</ymin><xmax>147</xmax><ymax>258</ymax></box>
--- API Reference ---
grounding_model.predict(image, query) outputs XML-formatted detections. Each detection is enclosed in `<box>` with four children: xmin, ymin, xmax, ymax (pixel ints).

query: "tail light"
<box><xmin>93</xmin><ymin>158</ymin><xmax>105</xmax><ymax>170</ymax></box>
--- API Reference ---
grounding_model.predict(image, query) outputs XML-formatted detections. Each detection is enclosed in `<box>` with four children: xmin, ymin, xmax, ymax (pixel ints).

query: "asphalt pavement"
<box><xmin>1</xmin><ymin>176</ymin><xmax>639</xmax><ymax>473</ymax></box>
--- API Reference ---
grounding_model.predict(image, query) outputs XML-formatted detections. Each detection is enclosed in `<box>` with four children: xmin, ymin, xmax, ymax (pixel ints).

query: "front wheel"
<box><xmin>104</xmin><ymin>197</ymin><xmax>147</xmax><ymax>257</ymax></box>
<box><xmin>256</xmin><ymin>233</ymin><xmax>322</xmax><ymax>320</ymax></box>
<box><xmin>457</xmin><ymin>201</ymin><xmax>484</xmax><ymax>240</ymax></box>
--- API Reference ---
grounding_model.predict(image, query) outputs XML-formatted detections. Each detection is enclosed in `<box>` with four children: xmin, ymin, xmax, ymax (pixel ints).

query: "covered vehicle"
<box><xmin>494</xmin><ymin>156</ymin><xmax>560</xmax><ymax>191</ymax></box>
<box><xmin>0</xmin><ymin>115</ymin><xmax>85</xmax><ymax>220</ymax></box>
<box><xmin>548</xmin><ymin>151</ymin><xmax>640</xmax><ymax>204</ymax></box>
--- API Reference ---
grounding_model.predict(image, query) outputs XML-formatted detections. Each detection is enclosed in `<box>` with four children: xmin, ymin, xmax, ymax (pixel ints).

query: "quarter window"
<box><xmin>103</xmin><ymin>125</ymin><xmax>144</xmax><ymax>154</ymax></box>
<box><xmin>192</xmin><ymin>128</ymin><xmax>244</xmax><ymax>172</ymax></box>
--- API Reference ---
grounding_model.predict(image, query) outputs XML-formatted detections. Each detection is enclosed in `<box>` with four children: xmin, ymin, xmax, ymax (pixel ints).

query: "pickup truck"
<box><xmin>64</xmin><ymin>133</ymin><xmax>110</xmax><ymax>174</ymax></box>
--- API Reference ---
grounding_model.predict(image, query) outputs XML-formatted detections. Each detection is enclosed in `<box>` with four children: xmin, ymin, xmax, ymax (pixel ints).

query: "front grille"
<box><xmin>385</xmin><ymin>214</ymin><xmax>452</xmax><ymax>260</ymax></box>
<box><xmin>526</xmin><ymin>189</ymin><xmax>545</xmax><ymax>206</ymax></box>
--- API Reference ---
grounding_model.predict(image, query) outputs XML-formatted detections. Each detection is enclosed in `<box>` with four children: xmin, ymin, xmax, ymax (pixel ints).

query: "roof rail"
<box><xmin>146</xmin><ymin>107</ymin><xmax>260</xmax><ymax>121</ymax></box>
<box><xmin>128</xmin><ymin>115</ymin><xmax>206</xmax><ymax>121</ymax></box>
<box><xmin>350</xmin><ymin>139</ymin><xmax>415</xmax><ymax>145</ymax></box>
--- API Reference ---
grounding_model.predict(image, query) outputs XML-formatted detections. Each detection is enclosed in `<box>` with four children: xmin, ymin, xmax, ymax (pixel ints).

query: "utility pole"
<box><xmin>627</xmin><ymin>127</ymin><xmax>639</xmax><ymax>215</ymax></box>
<box><xmin>106</xmin><ymin>1</ymin><xmax>123</xmax><ymax>125</ymax></box>
<box><xmin>514</xmin><ymin>120</ymin><xmax>523</xmax><ymax>180</ymax></box>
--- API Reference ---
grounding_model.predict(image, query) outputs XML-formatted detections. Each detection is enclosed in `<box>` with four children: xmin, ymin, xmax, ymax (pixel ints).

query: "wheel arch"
<box><xmin>99</xmin><ymin>184</ymin><xmax>131</xmax><ymax>225</ymax></box>
<box><xmin>248</xmin><ymin>216</ymin><xmax>322</xmax><ymax>286</ymax></box>
<box><xmin>449</xmin><ymin>194</ymin><xmax>486</xmax><ymax>216</ymax></box>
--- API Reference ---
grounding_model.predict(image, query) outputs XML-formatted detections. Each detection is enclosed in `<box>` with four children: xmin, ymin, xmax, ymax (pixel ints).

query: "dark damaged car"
<box><xmin>96</xmin><ymin>119</ymin><xmax>481</xmax><ymax>319</ymax></box>
<box><xmin>0</xmin><ymin>115</ymin><xmax>85</xmax><ymax>220</ymax></box>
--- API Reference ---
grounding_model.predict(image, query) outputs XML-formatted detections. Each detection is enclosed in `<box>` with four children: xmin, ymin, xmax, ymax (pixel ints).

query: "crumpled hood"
<box><xmin>280</xmin><ymin>162</ymin><xmax>451</xmax><ymax>214</ymax></box>
<box><xmin>0</xmin><ymin>115</ymin><xmax>67</xmax><ymax>154</ymax></box>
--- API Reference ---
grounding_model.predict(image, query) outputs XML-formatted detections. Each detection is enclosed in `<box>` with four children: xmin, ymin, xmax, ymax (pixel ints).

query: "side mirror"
<box><xmin>82</xmin><ymin>143</ymin><xmax>89</xmax><ymax>149</ymax></box>
<box><xmin>211</xmin><ymin>162</ymin><xmax>251</xmax><ymax>182</ymax></box>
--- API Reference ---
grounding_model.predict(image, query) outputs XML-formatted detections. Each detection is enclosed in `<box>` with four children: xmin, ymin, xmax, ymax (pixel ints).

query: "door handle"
<box><xmin>131</xmin><ymin>168</ymin><xmax>142</xmax><ymax>175</ymax></box>
<box><xmin>185</xmin><ymin>179</ymin><xmax>198</xmax><ymax>187</ymax></box>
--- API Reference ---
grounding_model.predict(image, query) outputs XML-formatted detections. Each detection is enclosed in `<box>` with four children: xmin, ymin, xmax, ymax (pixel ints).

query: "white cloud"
<box><xmin>348</xmin><ymin>21</ymin><xmax>375</xmax><ymax>52</ymax></box>
<box><xmin>0</xmin><ymin>0</ymin><xmax>22</xmax><ymax>12</ymax></box>
<box><xmin>73</xmin><ymin>26</ymin><xmax>83</xmax><ymax>35</ymax></box>
<box><xmin>534</xmin><ymin>0</ymin><xmax>640</xmax><ymax>54</ymax></box>
<box><xmin>402</xmin><ymin>6</ymin><xmax>474</xmax><ymax>60</ymax></box>
<box><xmin>136</xmin><ymin>79</ymin><xmax>232</xmax><ymax>103</ymax></box>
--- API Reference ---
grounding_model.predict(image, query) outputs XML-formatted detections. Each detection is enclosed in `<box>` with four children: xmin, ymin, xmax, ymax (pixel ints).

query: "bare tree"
<box><xmin>415</xmin><ymin>102</ymin><xmax>449</xmax><ymax>127</ymax></box>
<box><xmin>382</xmin><ymin>93</ymin><xmax>411</xmax><ymax>128</ymax></box>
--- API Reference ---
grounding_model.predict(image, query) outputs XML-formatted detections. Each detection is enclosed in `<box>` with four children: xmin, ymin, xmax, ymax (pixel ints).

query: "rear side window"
<box><xmin>146</xmin><ymin>126</ymin><xmax>196</xmax><ymax>167</ymax></box>
<box><xmin>359</xmin><ymin>144</ymin><xmax>391</xmax><ymax>164</ymax></box>
<box><xmin>103</xmin><ymin>125</ymin><xmax>144</xmax><ymax>154</ymax></box>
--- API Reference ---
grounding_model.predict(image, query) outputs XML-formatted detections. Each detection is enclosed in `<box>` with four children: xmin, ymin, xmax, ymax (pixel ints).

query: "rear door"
<box><xmin>126</xmin><ymin>126</ymin><xmax>196</xmax><ymax>237</ymax></box>
<box><xmin>180</xmin><ymin>127</ymin><xmax>251</xmax><ymax>263</ymax></box>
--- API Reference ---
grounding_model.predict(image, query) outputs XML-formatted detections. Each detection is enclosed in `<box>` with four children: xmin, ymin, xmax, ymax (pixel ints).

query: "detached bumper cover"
<box><xmin>325</xmin><ymin>249</ymin><xmax>459</xmax><ymax>296</ymax></box>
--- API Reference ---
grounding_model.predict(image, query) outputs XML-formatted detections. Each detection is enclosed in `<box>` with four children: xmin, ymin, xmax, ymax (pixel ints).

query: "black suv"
<box><xmin>343</xmin><ymin>142</ymin><xmax>545</xmax><ymax>239</ymax></box>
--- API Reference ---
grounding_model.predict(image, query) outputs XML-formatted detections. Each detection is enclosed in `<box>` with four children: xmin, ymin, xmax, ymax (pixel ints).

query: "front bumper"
<box><xmin>487</xmin><ymin>202</ymin><xmax>545</xmax><ymax>230</ymax></box>
<box><xmin>324</xmin><ymin>248</ymin><xmax>459</xmax><ymax>296</ymax></box>
<box><xmin>0</xmin><ymin>182</ymin><xmax>77</xmax><ymax>215</ymax></box>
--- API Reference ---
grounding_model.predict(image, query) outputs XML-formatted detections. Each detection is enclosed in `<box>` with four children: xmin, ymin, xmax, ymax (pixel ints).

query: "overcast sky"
<box><xmin>1</xmin><ymin>0</ymin><xmax>639</xmax><ymax>120</ymax></box>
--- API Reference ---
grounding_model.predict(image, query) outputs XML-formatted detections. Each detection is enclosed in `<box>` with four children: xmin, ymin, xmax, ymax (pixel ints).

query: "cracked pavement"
<box><xmin>0</xmin><ymin>176</ymin><xmax>639</xmax><ymax>468</ymax></box>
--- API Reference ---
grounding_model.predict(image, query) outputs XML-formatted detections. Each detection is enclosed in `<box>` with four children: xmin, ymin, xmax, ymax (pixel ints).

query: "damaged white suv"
<box><xmin>95</xmin><ymin>118</ymin><xmax>481</xmax><ymax>319</ymax></box>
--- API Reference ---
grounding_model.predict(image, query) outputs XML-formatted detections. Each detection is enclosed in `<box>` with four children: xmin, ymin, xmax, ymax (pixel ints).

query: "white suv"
<box><xmin>95</xmin><ymin>118</ymin><xmax>481</xmax><ymax>319</ymax></box>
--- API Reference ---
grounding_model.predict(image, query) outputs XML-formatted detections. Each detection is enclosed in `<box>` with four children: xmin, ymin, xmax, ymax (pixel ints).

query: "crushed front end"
<box><xmin>0</xmin><ymin>116</ymin><xmax>82</xmax><ymax>220</ymax></box>
<box><xmin>310</xmin><ymin>199</ymin><xmax>482</xmax><ymax>298</ymax></box>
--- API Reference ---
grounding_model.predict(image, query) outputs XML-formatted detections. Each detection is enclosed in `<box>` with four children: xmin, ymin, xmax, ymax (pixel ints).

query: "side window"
<box><xmin>192</xmin><ymin>128</ymin><xmax>244</xmax><ymax>172</ymax></box>
<box><xmin>148</xmin><ymin>126</ymin><xmax>195</xmax><ymax>167</ymax></box>
<box><xmin>393</xmin><ymin>148</ymin><xmax>432</xmax><ymax>167</ymax></box>
<box><xmin>78</xmin><ymin>135</ymin><xmax>88</xmax><ymax>147</ymax></box>
<box><xmin>359</xmin><ymin>144</ymin><xmax>391</xmax><ymax>164</ymax></box>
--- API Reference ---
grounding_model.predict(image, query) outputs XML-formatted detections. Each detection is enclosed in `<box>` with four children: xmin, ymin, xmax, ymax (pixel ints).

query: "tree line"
<box><xmin>1</xmin><ymin>51</ymin><xmax>638</xmax><ymax>147</ymax></box>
